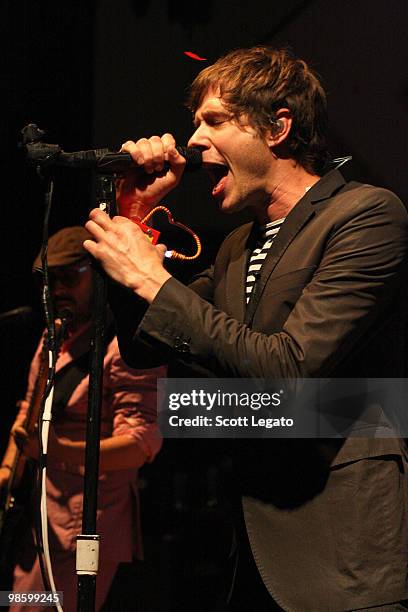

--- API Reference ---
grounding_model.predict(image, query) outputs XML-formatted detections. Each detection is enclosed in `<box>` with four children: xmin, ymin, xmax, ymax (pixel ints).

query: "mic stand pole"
<box><xmin>76</xmin><ymin>175</ymin><xmax>116</xmax><ymax>612</ymax></box>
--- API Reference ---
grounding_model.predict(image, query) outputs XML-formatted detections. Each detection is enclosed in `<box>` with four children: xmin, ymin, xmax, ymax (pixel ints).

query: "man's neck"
<box><xmin>61</xmin><ymin>318</ymin><xmax>92</xmax><ymax>353</ymax></box>
<box><xmin>254</xmin><ymin>162</ymin><xmax>320</xmax><ymax>224</ymax></box>
<box><xmin>66</xmin><ymin>317</ymin><xmax>92</xmax><ymax>338</ymax></box>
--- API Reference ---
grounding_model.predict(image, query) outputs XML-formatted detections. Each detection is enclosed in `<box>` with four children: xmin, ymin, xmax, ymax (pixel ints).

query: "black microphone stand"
<box><xmin>76</xmin><ymin>175</ymin><xmax>116</xmax><ymax>612</ymax></box>
<box><xmin>21</xmin><ymin>125</ymin><xmax>117</xmax><ymax>612</ymax></box>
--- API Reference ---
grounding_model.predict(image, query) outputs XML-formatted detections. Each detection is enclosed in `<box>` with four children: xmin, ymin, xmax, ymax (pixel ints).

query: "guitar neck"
<box><xmin>6</xmin><ymin>318</ymin><xmax>66</xmax><ymax>494</ymax></box>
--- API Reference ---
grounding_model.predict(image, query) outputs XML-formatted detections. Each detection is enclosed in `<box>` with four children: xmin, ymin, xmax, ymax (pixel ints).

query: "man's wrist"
<box><xmin>117</xmin><ymin>199</ymin><xmax>157</xmax><ymax>221</ymax></box>
<box><xmin>0</xmin><ymin>464</ymin><xmax>12</xmax><ymax>472</ymax></box>
<box><xmin>117</xmin><ymin>201</ymin><xmax>140</xmax><ymax>220</ymax></box>
<box><xmin>134</xmin><ymin>271</ymin><xmax>172</xmax><ymax>304</ymax></box>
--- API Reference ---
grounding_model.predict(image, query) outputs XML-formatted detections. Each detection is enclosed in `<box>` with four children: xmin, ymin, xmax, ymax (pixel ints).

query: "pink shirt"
<box><xmin>20</xmin><ymin>323</ymin><xmax>164</xmax><ymax>561</ymax></box>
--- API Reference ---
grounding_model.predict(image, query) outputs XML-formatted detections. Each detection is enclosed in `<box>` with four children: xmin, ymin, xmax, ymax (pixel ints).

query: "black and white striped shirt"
<box><xmin>245</xmin><ymin>218</ymin><xmax>285</xmax><ymax>304</ymax></box>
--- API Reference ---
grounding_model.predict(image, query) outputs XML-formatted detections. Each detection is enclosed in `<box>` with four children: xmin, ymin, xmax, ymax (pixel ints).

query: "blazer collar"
<box><xmin>225</xmin><ymin>223</ymin><xmax>253</xmax><ymax>322</ymax></box>
<box><xmin>244</xmin><ymin>170</ymin><xmax>347</xmax><ymax>324</ymax></box>
<box><xmin>223</xmin><ymin>170</ymin><xmax>347</xmax><ymax>323</ymax></box>
<box><xmin>308</xmin><ymin>169</ymin><xmax>347</xmax><ymax>203</ymax></box>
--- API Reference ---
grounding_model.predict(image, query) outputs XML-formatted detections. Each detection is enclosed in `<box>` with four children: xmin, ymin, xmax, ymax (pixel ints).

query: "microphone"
<box><xmin>56</xmin><ymin>308</ymin><xmax>73</xmax><ymax>342</ymax></box>
<box><xmin>22</xmin><ymin>124</ymin><xmax>202</xmax><ymax>175</ymax></box>
<box><xmin>0</xmin><ymin>306</ymin><xmax>34</xmax><ymax>327</ymax></box>
<box><xmin>57</xmin><ymin>308</ymin><xmax>74</xmax><ymax>323</ymax></box>
<box><xmin>93</xmin><ymin>146</ymin><xmax>202</xmax><ymax>174</ymax></box>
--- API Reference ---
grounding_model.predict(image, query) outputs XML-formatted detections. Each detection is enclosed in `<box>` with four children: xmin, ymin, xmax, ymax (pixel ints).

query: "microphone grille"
<box><xmin>176</xmin><ymin>146</ymin><xmax>202</xmax><ymax>169</ymax></box>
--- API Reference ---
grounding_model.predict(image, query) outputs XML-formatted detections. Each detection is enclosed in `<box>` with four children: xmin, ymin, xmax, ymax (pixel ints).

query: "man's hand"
<box><xmin>11</xmin><ymin>420</ymin><xmax>71</xmax><ymax>463</ymax></box>
<box><xmin>0</xmin><ymin>466</ymin><xmax>11</xmax><ymax>490</ymax></box>
<box><xmin>12</xmin><ymin>425</ymin><xmax>39</xmax><ymax>461</ymax></box>
<box><xmin>116</xmin><ymin>133</ymin><xmax>186</xmax><ymax>220</ymax></box>
<box><xmin>84</xmin><ymin>211</ymin><xmax>171</xmax><ymax>303</ymax></box>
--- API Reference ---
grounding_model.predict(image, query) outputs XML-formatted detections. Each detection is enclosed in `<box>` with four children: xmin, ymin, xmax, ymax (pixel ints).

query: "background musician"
<box><xmin>0</xmin><ymin>226</ymin><xmax>164</xmax><ymax>611</ymax></box>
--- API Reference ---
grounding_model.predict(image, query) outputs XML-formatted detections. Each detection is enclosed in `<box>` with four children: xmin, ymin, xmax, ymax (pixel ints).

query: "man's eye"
<box><xmin>192</xmin><ymin>116</ymin><xmax>229</xmax><ymax>129</ymax></box>
<box><xmin>208</xmin><ymin>118</ymin><xmax>226</xmax><ymax>126</ymax></box>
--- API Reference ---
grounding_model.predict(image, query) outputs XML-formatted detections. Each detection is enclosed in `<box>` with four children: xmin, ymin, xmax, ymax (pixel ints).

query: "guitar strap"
<box><xmin>52</xmin><ymin>323</ymin><xmax>115</xmax><ymax>419</ymax></box>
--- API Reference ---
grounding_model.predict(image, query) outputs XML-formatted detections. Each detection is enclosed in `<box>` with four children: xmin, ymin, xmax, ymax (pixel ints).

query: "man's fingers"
<box><xmin>120</xmin><ymin>140</ymin><xmax>141</xmax><ymax>163</ymax></box>
<box><xmin>162</xmin><ymin>133</ymin><xmax>177</xmax><ymax>150</ymax></box>
<box><xmin>83</xmin><ymin>239</ymin><xmax>97</xmax><ymax>258</ymax></box>
<box><xmin>134</xmin><ymin>138</ymin><xmax>154</xmax><ymax>172</ymax></box>
<box><xmin>87</xmin><ymin>210</ymin><xmax>138</xmax><ymax>232</ymax></box>
<box><xmin>85</xmin><ymin>219</ymin><xmax>108</xmax><ymax>242</ymax></box>
<box><xmin>156</xmin><ymin>243</ymin><xmax>167</xmax><ymax>259</ymax></box>
<box><xmin>12</xmin><ymin>425</ymin><xmax>27</xmax><ymax>436</ymax></box>
<box><xmin>84</xmin><ymin>214</ymin><xmax>145</xmax><ymax>261</ymax></box>
<box><xmin>120</xmin><ymin>135</ymin><xmax>181</xmax><ymax>175</ymax></box>
<box><xmin>167</xmin><ymin>146</ymin><xmax>186</xmax><ymax>172</ymax></box>
<box><xmin>12</xmin><ymin>426</ymin><xmax>28</xmax><ymax>449</ymax></box>
<box><xmin>85</xmin><ymin>212</ymin><xmax>134</xmax><ymax>240</ymax></box>
<box><xmin>121</xmin><ymin>138</ymin><xmax>161</xmax><ymax>173</ymax></box>
<box><xmin>88</xmin><ymin>208</ymin><xmax>113</xmax><ymax>228</ymax></box>
<box><xmin>149</xmin><ymin>136</ymin><xmax>166</xmax><ymax>172</ymax></box>
<box><xmin>120</xmin><ymin>140</ymin><xmax>136</xmax><ymax>151</ymax></box>
<box><xmin>111</xmin><ymin>215</ymin><xmax>141</xmax><ymax>229</ymax></box>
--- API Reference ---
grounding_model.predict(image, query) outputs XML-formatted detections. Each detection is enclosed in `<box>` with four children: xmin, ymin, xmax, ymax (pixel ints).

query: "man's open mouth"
<box><xmin>204</xmin><ymin>163</ymin><xmax>229</xmax><ymax>196</ymax></box>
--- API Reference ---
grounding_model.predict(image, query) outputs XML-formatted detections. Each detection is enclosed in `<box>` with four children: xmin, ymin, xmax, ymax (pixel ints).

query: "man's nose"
<box><xmin>51</xmin><ymin>279</ymin><xmax>70</xmax><ymax>295</ymax></box>
<box><xmin>51</xmin><ymin>277</ymin><xmax>64</xmax><ymax>290</ymax></box>
<box><xmin>188</xmin><ymin>125</ymin><xmax>210</xmax><ymax>149</ymax></box>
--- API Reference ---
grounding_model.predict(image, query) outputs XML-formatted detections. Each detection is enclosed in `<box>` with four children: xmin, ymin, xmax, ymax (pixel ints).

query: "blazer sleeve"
<box><xmin>133</xmin><ymin>189</ymin><xmax>408</xmax><ymax>378</ymax></box>
<box><xmin>108</xmin><ymin>266</ymin><xmax>215</xmax><ymax>368</ymax></box>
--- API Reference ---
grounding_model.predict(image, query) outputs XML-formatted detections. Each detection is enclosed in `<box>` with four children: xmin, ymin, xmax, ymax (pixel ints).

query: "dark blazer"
<box><xmin>115</xmin><ymin>170</ymin><xmax>408</xmax><ymax>610</ymax></box>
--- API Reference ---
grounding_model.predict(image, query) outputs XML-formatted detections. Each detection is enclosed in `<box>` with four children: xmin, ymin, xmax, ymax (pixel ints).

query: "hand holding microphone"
<box><xmin>116</xmin><ymin>133</ymin><xmax>191</xmax><ymax>219</ymax></box>
<box><xmin>22</xmin><ymin>124</ymin><xmax>201</xmax><ymax>221</ymax></box>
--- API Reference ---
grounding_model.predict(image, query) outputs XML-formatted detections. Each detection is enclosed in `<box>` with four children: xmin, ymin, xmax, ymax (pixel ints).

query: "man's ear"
<box><xmin>266</xmin><ymin>108</ymin><xmax>292</xmax><ymax>147</ymax></box>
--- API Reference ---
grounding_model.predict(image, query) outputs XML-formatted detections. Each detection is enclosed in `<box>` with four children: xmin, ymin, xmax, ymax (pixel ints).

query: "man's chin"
<box><xmin>219</xmin><ymin>196</ymin><xmax>245</xmax><ymax>215</ymax></box>
<box><xmin>215</xmin><ymin>193</ymin><xmax>232</xmax><ymax>212</ymax></box>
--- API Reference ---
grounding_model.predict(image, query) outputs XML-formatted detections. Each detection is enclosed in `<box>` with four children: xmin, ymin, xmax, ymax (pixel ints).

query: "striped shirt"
<box><xmin>245</xmin><ymin>218</ymin><xmax>285</xmax><ymax>304</ymax></box>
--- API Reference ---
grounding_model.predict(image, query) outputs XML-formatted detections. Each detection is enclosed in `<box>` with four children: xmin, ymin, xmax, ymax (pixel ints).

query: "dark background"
<box><xmin>1</xmin><ymin>1</ymin><xmax>407</xmax><ymax>609</ymax></box>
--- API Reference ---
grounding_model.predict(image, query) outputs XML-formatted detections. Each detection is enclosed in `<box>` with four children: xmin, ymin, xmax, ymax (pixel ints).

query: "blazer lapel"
<box><xmin>224</xmin><ymin>223</ymin><xmax>256</xmax><ymax>322</ymax></box>
<box><xmin>244</xmin><ymin>170</ymin><xmax>347</xmax><ymax>325</ymax></box>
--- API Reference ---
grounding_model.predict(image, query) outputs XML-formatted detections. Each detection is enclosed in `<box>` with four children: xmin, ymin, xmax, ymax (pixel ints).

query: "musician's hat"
<box><xmin>33</xmin><ymin>226</ymin><xmax>90</xmax><ymax>270</ymax></box>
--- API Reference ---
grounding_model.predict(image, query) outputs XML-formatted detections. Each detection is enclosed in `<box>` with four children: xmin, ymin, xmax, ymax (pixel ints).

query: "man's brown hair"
<box><xmin>187</xmin><ymin>46</ymin><xmax>329</xmax><ymax>175</ymax></box>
